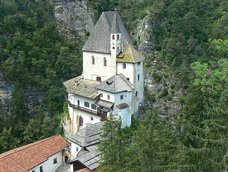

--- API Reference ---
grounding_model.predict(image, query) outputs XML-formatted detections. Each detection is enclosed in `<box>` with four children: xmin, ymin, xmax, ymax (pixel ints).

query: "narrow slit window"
<box><xmin>104</xmin><ymin>57</ymin><xmax>107</xmax><ymax>66</ymax></box>
<box><xmin>92</xmin><ymin>56</ymin><xmax>95</xmax><ymax>65</ymax></box>
<box><xmin>123</xmin><ymin>63</ymin><xmax>126</xmax><ymax>69</ymax></box>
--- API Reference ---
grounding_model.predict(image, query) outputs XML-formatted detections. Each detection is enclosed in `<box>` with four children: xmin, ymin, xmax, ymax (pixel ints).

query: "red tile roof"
<box><xmin>0</xmin><ymin>135</ymin><xmax>69</xmax><ymax>172</ymax></box>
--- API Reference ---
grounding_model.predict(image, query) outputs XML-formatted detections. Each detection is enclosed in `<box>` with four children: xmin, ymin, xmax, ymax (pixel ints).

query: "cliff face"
<box><xmin>54</xmin><ymin>0</ymin><xmax>94</xmax><ymax>39</ymax></box>
<box><xmin>143</xmin><ymin>52</ymin><xmax>183</xmax><ymax>116</ymax></box>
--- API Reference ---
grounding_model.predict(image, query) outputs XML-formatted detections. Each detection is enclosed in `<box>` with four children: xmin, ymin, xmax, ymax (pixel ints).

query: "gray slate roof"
<box><xmin>96</xmin><ymin>74</ymin><xmax>134</xmax><ymax>93</ymax></box>
<box><xmin>63</xmin><ymin>75</ymin><xmax>100</xmax><ymax>99</ymax></box>
<box><xmin>82</xmin><ymin>11</ymin><xmax>132</xmax><ymax>54</ymax></box>
<box><xmin>95</xmin><ymin>99</ymin><xmax>114</xmax><ymax>109</ymax></box>
<box><xmin>69</xmin><ymin>122</ymin><xmax>103</xmax><ymax>147</ymax></box>
<box><xmin>71</xmin><ymin>145</ymin><xmax>100</xmax><ymax>171</ymax></box>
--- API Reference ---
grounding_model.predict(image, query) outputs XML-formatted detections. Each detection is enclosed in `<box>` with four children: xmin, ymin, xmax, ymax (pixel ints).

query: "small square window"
<box><xmin>53</xmin><ymin>158</ymin><xmax>57</xmax><ymax>164</ymax></box>
<box><xmin>84</xmin><ymin>102</ymin><xmax>89</xmax><ymax>108</ymax></box>
<box><xmin>120</xmin><ymin>95</ymin><xmax>124</xmax><ymax>100</ymax></box>
<box><xmin>32</xmin><ymin>170</ymin><xmax>35</xmax><ymax>172</ymax></box>
<box><xmin>107</xmin><ymin>95</ymin><xmax>110</xmax><ymax>100</ymax></box>
<box><xmin>127</xmin><ymin>78</ymin><xmax>130</xmax><ymax>81</ymax></box>
<box><xmin>138</xmin><ymin>62</ymin><xmax>141</xmax><ymax>66</ymax></box>
<box><xmin>91</xmin><ymin>104</ymin><xmax>97</xmax><ymax>110</ymax></box>
<box><xmin>123</xmin><ymin>63</ymin><xmax>126</xmax><ymax>69</ymax></box>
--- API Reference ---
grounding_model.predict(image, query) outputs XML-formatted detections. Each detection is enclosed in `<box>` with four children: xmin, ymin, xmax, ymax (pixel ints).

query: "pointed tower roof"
<box><xmin>83</xmin><ymin>11</ymin><xmax>132</xmax><ymax>54</ymax></box>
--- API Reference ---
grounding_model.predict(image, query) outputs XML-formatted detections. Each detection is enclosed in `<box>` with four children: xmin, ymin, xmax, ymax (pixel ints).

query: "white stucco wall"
<box><xmin>116</xmin><ymin>62</ymin><xmax>134</xmax><ymax>84</ymax></box>
<box><xmin>71</xmin><ymin>142</ymin><xmax>82</xmax><ymax>158</ymax></box>
<box><xmin>82</xmin><ymin>52</ymin><xmax>116</xmax><ymax>81</ymax></box>
<box><xmin>118</xmin><ymin>107</ymin><xmax>131</xmax><ymax>127</ymax></box>
<box><xmin>98</xmin><ymin>90</ymin><xmax>115</xmax><ymax>102</ymax></box>
<box><xmin>68</xmin><ymin>94</ymin><xmax>101</xmax><ymax>132</ymax></box>
<box><xmin>133</xmin><ymin>62</ymin><xmax>144</xmax><ymax>111</ymax></box>
<box><xmin>29</xmin><ymin>151</ymin><xmax>64</xmax><ymax>172</ymax></box>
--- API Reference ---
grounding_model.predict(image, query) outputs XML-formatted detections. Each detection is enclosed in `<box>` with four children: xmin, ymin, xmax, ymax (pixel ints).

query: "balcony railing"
<box><xmin>66</xmin><ymin>97</ymin><xmax>98</xmax><ymax>115</ymax></box>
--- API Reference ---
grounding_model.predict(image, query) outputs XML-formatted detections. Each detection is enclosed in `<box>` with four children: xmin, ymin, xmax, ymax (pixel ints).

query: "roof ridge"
<box><xmin>119</xmin><ymin>74</ymin><xmax>134</xmax><ymax>89</ymax></box>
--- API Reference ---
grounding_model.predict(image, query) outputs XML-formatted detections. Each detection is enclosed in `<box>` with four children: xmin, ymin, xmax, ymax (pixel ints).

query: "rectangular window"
<box><xmin>91</xmin><ymin>104</ymin><xmax>97</xmax><ymax>110</ymax></box>
<box><xmin>112</xmin><ymin>34</ymin><xmax>115</xmax><ymax>40</ymax></box>
<box><xmin>40</xmin><ymin>166</ymin><xmax>43</xmax><ymax>172</ymax></box>
<box><xmin>120</xmin><ymin>95</ymin><xmax>124</xmax><ymax>100</ymax></box>
<box><xmin>53</xmin><ymin>158</ymin><xmax>57</xmax><ymax>164</ymax></box>
<box><xmin>117</xmin><ymin>34</ymin><xmax>120</xmax><ymax>40</ymax></box>
<box><xmin>138</xmin><ymin>74</ymin><xmax>140</xmax><ymax>81</ymax></box>
<box><xmin>32</xmin><ymin>170</ymin><xmax>35</xmax><ymax>172</ymax></box>
<box><xmin>84</xmin><ymin>102</ymin><xmax>89</xmax><ymax>108</ymax></box>
<box><xmin>123</xmin><ymin>63</ymin><xmax>126</xmax><ymax>69</ymax></box>
<box><xmin>107</xmin><ymin>95</ymin><xmax>110</xmax><ymax>100</ymax></box>
<box><xmin>138</xmin><ymin>62</ymin><xmax>141</xmax><ymax>66</ymax></box>
<box><xmin>135</xmin><ymin>91</ymin><xmax>138</xmax><ymax>97</ymax></box>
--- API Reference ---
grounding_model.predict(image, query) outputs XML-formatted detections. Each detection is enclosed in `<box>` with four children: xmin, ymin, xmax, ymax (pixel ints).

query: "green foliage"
<box><xmin>99</xmin><ymin>114</ymin><xmax>131</xmax><ymax>172</ymax></box>
<box><xmin>0</xmin><ymin>128</ymin><xmax>20</xmax><ymax>153</ymax></box>
<box><xmin>177</xmin><ymin>58</ymin><xmax>228</xmax><ymax>171</ymax></box>
<box><xmin>0</xmin><ymin>0</ymin><xmax>82</xmax><ymax>152</ymax></box>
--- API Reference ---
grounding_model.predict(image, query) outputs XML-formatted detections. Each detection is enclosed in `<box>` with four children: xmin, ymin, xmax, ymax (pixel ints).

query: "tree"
<box><xmin>127</xmin><ymin>111</ymin><xmax>182</xmax><ymax>172</ymax></box>
<box><xmin>0</xmin><ymin>127</ymin><xmax>20</xmax><ymax>153</ymax></box>
<box><xmin>177</xmin><ymin>58</ymin><xmax>228</xmax><ymax>171</ymax></box>
<box><xmin>99</xmin><ymin>114</ymin><xmax>130</xmax><ymax>172</ymax></box>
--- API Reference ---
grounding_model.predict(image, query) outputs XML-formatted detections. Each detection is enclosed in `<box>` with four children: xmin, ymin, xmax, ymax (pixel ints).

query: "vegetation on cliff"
<box><xmin>0</xmin><ymin>0</ymin><xmax>82</xmax><ymax>152</ymax></box>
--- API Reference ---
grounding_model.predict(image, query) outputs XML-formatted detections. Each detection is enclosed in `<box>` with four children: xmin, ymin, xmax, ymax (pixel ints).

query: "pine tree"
<box><xmin>127</xmin><ymin>111</ymin><xmax>182</xmax><ymax>172</ymax></box>
<box><xmin>177</xmin><ymin>58</ymin><xmax>228</xmax><ymax>171</ymax></box>
<box><xmin>98</xmin><ymin>114</ymin><xmax>130</xmax><ymax>172</ymax></box>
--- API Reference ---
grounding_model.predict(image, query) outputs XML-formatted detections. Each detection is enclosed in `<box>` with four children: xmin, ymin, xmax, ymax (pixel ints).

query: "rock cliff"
<box><xmin>54</xmin><ymin>0</ymin><xmax>94</xmax><ymax>40</ymax></box>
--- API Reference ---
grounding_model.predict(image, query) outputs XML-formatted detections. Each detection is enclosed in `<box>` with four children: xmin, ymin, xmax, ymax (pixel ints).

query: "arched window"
<box><xmin>79</xmin><ymin>116</ymin><xmax>83</xmax><ymax>126</ymax></box>
<box><xmin>92</xmin><ymin>56</ymin><xmax>95</xmax><ymax>65</ymax></box>
<box><xmin>104</xmin><ymin>57</ymin><xmax>107</xmax><ymax>66</ymax></box>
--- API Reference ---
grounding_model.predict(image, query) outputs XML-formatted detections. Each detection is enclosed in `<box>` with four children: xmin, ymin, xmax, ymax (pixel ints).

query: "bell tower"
<box><xmin>110</xmin><ymin>12</ymin><xmax>122</xmax><ymax>58</ymax></box>
<box><xmin>110</xmin><ymin>33</ymin><xmax>121</xmax><ymax>58</ymax></box>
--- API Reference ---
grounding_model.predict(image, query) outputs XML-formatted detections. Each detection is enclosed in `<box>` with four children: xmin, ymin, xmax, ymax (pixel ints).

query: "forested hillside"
<box><xmin>0</xmin><ymin>0</ymin><xmax>227</xmax><ymax>171</ymax></box>
<box><xmin>92</xmin><ymin>0</ymin><xmax>228</xmax><ymax>171</ymax></box>
<box><xmin>0</xmin><ymin>0</ymin><xmax>82</xmax><ymax>152</ymax></box>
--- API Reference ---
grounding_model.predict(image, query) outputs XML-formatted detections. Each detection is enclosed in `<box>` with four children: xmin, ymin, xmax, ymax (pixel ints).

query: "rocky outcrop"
<box><xmin>0</xmin><ymin>71</ymin><xmax>12</xmax><ymax>114</ymax></box>
<box><xmin>134</xmin><ymin>13</ymin><xmax>154</xmax><ymax>52</ymax></box>
<box><xmin>54</xmin><ymin>0</ymin><xmax>94</xmax><ymax>40</ymax></box>
<box><xmin>144</xmin><ymin>52</ymin><xmax>183</xmax><ymax>116</ymax></box>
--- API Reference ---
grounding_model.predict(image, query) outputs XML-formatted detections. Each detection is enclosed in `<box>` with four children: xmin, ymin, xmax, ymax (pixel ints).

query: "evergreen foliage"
<box><xmin>0</xmin><ymin>0</ymin><xmax>82</xmax><ymax>152</ymax></box>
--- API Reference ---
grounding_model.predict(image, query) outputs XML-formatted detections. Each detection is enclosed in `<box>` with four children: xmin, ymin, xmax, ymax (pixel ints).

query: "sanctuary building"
<box><xmin>64</xmin><ymin>11</ymin><xmax>144</xmax><ymax>133</ymax></box>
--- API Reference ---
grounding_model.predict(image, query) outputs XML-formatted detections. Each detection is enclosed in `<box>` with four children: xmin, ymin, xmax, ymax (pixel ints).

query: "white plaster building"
<box><xmin>63</xmin><ymin>11</ymin><xmax>144</xmax><ymax>134</ymax></box>
<box><xmin>0</xmin><ymin>135</ymin><xmax>70</xmax><ymax>172</ymax></box>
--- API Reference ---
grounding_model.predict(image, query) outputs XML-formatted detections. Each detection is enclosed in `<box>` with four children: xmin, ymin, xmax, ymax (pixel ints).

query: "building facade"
<box><xmin>64</xmin><ymin>11</ymin><xmax>144</xmax><ymax>134</ymax></box>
